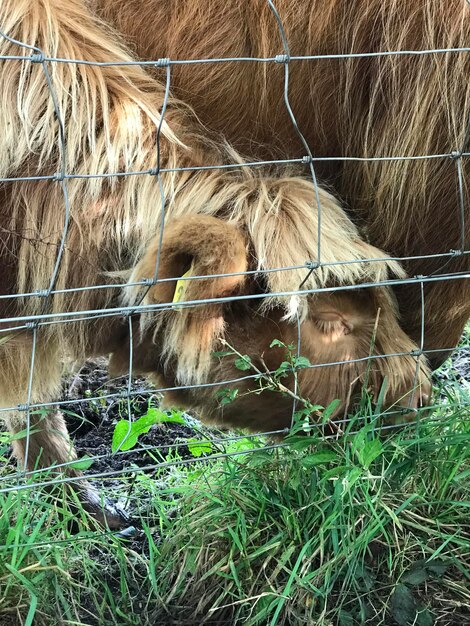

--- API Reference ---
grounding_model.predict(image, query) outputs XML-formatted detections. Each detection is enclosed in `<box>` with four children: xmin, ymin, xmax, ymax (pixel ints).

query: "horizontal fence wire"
<box><xmin>0</xmin><ymin>340</ymin><xmax>466</xmax><ymax>417</ymax></box>
<box><xmin>0</xmin><ymin>0</ymin><xmax>468</xmax><ymax>504</ymax></box>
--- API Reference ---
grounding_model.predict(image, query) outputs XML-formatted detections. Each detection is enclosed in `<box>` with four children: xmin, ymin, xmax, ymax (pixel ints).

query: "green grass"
<box><xmin>147</xmin><ymin>403</ymin><xmax>469</xmax><ymax>626</ymax></box>
<box><xmin>0</xmin><ymin>359</ymin><xmax>469</xmax><ymax>625</ymax></box>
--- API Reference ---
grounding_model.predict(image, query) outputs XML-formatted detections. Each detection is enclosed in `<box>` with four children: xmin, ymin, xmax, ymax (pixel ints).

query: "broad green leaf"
<box><xmin>216</xmin><ymin>388</ymin><xmax>239</xmax><ymax>406</ymax></box>
<box><xmin>391</xmin><ymin>584</ymin><xmax>433</xmax><ymax>626</ymax></box>
<box><xmin>234</xmin><ymin>355</ymin><xmax>252</xmax><ymax>371</ymax></box>
<box><xmin>417</xmin><ymin>610</ymin><xmax>433</xmax><ymax>626</ymax></box>
<box><xmin>187</xmin><ymin>438</ymin><xmax>213</xmax><ymax>457</ymax></box>
<box><xmin>293</xmin><ymin>355</ymin><xmax>311</xmax><ymax>369</ymax></box>
<box><xmin>391</xmin><ymin>584</ymin><xmax>419</xmax><ymax>625</ymax></box>
<box><xmin>355</xmin><ymin>565</ymin><xmax>376</xmax><ymax>591</ymax></box>
<box><xmin>426</xmin><ymin>559</ymin><xmax>449</xmax><ymax>577</ymax></box>
<box><xmin>358</xmin><ymin>439</ymin><xmax>383</xmax><ymax>469</ymax></box>
<box><xmin>321</xmin><ymin>399</ymin><xmax>341</xmax><ymax>424</ymax></box>
<box><xmin>112</xmin><ymin>421</ymin><xmax>139</xmax><ymax>453</ymax></box>
<box><xmin>286</xmin><ymin>436</ymin><xmax>316</xmax><ymax>452</ymax></box>
<box><xmin>67</xmin><ymin>456</ymin><xmax>94</xmax><ymax>471</ymax></box>
<box><xmin>248</xmin><ymin>451</ymin><xmax>274</xmax><ymax>467</ymax></box>
<box><xmin>302</xmin><ymin>450</ymin><xmax>338</xmax><ymax>468</ymax></box>
<box><xmin>321</xmin><ymin>465</ymin><xmax>351</xmax><ymax>481</ymax></box>
<box><xmin>402</xmin><ymin>559</ymin><xmax>449</xmax><ymax>585</ymax></box>
<box><xmin>342</xmin><ymin>467</ymin><xmax>363</xmax><ymax>493</ymax></box>
<box><xmin>338</xmin><ymin>610</ymin><xmax>355</xmax><ymax>626</ymax></box>
<box><xmin>152</xmin><ymin>409</ymin><xmax>186</xmax><ymax>425</ymax></box>
<box><xmin>112</xmin><ymin>408</ymin><xmax>183</xmax><ymax>452</ymax></box>
<box><xmin>403</xmin><ymin>569</ymin><xmax>428</xmax><ymax>586</ymax></box>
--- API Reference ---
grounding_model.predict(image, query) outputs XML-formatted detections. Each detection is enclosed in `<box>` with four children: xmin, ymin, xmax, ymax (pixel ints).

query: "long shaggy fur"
<box><xmin>110</xmin><ymin>215</ymin><xmax>429</xmax><ymax>434</ymax></box>
<box><xmin>96</xmin><ymin>0</ymin><xmax>470</xmax><ymax>366</ymax></box>
<box><xmin>0</xmin><ymin>0</ymin><xmax>430</xmax><ymax>492</ymax></box>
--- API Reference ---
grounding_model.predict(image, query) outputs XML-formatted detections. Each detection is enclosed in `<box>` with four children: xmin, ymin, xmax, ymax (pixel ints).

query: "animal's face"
<box><xmin>109</xmin><ymin>216</ymin><xmax>431</xmax><ymax>432</ymax></box>
<box><xmin>184</xmin><ymin>293</ymin><xmax>431</xmax><ymax>430</ymax></box>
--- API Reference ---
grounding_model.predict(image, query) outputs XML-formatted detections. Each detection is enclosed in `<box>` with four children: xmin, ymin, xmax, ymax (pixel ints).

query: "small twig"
<box><xmin>219</xmin><ymin>338</ymin><xmax>342</xmax><ymax>435</ymax></box>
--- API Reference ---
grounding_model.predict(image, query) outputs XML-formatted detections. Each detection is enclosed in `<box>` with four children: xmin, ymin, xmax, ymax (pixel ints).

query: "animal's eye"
<box><xmin>312</xmin><ymin>311</ymin><xmax>353</xmax><ymax>337</ymax></box>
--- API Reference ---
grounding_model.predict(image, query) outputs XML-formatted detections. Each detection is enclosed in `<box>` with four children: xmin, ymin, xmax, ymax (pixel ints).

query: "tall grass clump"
<box><xmin>148</xmin><ymin>400</ymin><xmax>469</xmax><ymax>625</ymax></box>
<box><xmin>0</xmin><ymin>352</ymin><xmax>468</xmax><ymax>625</ymax></box>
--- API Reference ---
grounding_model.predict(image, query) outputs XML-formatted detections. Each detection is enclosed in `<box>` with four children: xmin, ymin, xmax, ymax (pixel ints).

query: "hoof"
<box><xmin>80</xmin><ymin>483</ymin><xmax>131</xmax><ymax>529</ymax></box>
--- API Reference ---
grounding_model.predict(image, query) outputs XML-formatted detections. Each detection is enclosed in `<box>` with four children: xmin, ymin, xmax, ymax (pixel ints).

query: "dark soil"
<box><xmin>448</xmin><ymin>347</ymin><xmax>470</xmax><ymax>383</ymax></box>
<box><xmin>62</xmin><ymin>358</ymin><xmax>209</xmax><ymax>478</ymax></box>
<box><xmin>59</xmin><ymin>358</ymin><xmax>224</xmax><ymax>540</ymax></box>
<box><xmin>0</xmin><ymin>616</ymin><xmax>20</xmax><ymax>626</ymax></box>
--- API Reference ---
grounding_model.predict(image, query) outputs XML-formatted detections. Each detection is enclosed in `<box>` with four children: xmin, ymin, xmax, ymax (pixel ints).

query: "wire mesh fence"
<box><xmin>0</xmin><ymin>0</ymin><xmax>468</xmax><ymax>518</ymax></box>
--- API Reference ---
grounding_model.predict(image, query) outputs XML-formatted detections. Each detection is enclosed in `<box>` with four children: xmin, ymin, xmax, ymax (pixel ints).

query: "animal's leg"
<box><xmin>6</xmin><ymin>408</ymin><xmax>78</xmax><ymax>473</ymax></box>
<box><xmin>1</xmin><ymin>339</ymin><xmax>128</xmax><ymax>528</ymax></box>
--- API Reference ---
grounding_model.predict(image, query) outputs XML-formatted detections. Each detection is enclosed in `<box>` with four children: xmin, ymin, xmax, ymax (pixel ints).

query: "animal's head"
<box><xmin>272</xmin><ymin>289</ymin><xmax>431</xmax><ymax>425</ymax></box>
<box><xmin>109</xmin><ymin>215</ymin><xmax>431</xmax><ymax>430</ymax></box>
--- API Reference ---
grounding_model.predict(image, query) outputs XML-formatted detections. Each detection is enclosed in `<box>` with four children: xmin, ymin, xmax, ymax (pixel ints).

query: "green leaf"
<box><xmin>321</xmin><ymin>399</ymin><xmax>341</xmax><ymax>424</ymax></box>
<box><xmin>112</xmin><ymin>421</ymin><xmax>139</xmax><ymax>453</ymax></box>
<box><xmin>286</xmin><ymin>436</ymin><xmax>315</xmax><ymax>452</ymax></box>
<box><xmin>111</xmin><ymin>408</ymin><xmax>182</xmax><ymax>452</ymax></box>
<box><xmin>248</xmin><ymin>451</ymin><xmax>274</xmax><ymax>467</ymax></box>
<box><xmin>321</xmin><ymin>465</ymin><xmax>350</xmax><ymax>481</ymax></box>
<box><xmin>67</xmin><ymin>456</ymin><xmax>94</xmax><ymax>471</ymax></box>
<box><xmin>391</xmin><ymin>584</ymin><xmax>433</xmax><ymax>626</ymax></box>
<box><xmin>302</xmin><ymin>450</ymin><xmax>338</xmax><ymax>468</ymax></box>
<box><xmin>342</xmin><ymin>467</ymin><xmax>363</xmax><ymax>492</ymax></box>
<box><xmin>417</xmin><ymin>610</ymin><xmax>433</xmax><ymax>626</ymax></box>
<box><xmin>402</xmin><ymin>559</ymin><xmax>449</xmax><ymax>586</ymax></box>
<box><xmin>292</xmin><ymin>405</ymin><xmax>324</xmax><ymax>427</ymax></box>
<box><xmin>426</xmin><ymin>559</ymin><xmax>449</xmax><ymax>577</ymax></box>
<box><xmin>391</xmin><ymin>584</ymin><xmax>419</xmax><ymax>626</ymax></box>
<box><xmin>187</xmin><ymin>438</ymin><xmax>213</xmax><ymax>457</ymax></box>
<box><xmin>154</xmin><ymin>409</ymin><xmax>186</xmax><ymax>425</ymax></box>
<box><xmin>292</xmin><ymin>355</ymin><xmax>311</xmax><ymax>369</ymax></box>
<box><xmin>355</xmin><ymin>565</ymin><xmax>376</xmax><ymax>591</ymax></box>
<box><xmin>455</xmin><ymin>468</ymin><xmax>470</xmax><ymax>482</ymax></box>
<box><xmin>212</xmin><ymin>350</ymin><xmax>234</xmax><ymax>358</ymax></box>
<box><xmin>216</xmin><ymin>388</ymin><xmax>239</xmax><ymax>406</ymax></box>
<box><xmin>402</xmin><ymin>567</ymin><xmax>428</xmax><ymax>586</ymax></box>
<box><xmin>234</xmin><ymin>355</ymin><xmax>252</xmax><ymax>371</ymax></box>
<box><xmin>9</xmin><ymin>428</ymin><xmax>33</xmax><ymax>441</ymax></box>
<box><xmin>357</xmin><ymin>439</ymin><xmax>383</xmax><ymax>469</ymax></box>
<box><xmin>338</xmin><ymin>610</ymin><xmax>355</xmax><ymax>626</ymax></box>
<box><xmin>269</xmin><ymin>339</ymin><xmax>284</xmax><ymax>348</ymax></box>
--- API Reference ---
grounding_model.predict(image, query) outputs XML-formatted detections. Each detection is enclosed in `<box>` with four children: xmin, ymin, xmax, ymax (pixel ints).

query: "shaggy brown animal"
<box><xmin>110</xmin><ymin>214</ymin><xmax>430</xmax><ymax>435</ymax></box>
<box><xmin>0</xmin><ymin>0</ymin><xmax>430</xmax><ymax>525</ymax></box>
<box><xmin>96</xmin><ymin>0</ymin><xmax>470</xmax><ymax>368</ymax></box>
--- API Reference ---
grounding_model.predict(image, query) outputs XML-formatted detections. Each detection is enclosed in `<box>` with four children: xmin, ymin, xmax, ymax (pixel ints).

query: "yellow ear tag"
<box><xmin>172</xmin><ymin>267</ymin><xmax>193</xmax><ymax>309</ymax></box>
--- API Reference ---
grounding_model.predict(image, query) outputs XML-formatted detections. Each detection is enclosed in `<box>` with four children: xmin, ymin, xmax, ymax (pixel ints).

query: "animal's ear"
<box><xmin>309</xmin><ymin>293</ymin><xmax>365</xmax><ymax>339</ymax></box>
<box><xmin>129</xmin><ymin>215</ymin><xmax>248</xmax><ymax>305</ymax></box>
<box><xmin>121</xmin><ymin>216</ymin><xmax>249</xmax><ymax>386</ymax></box>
